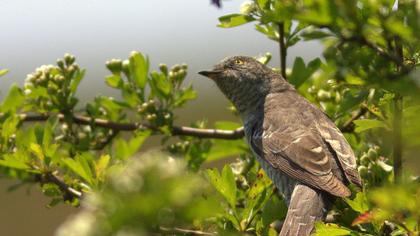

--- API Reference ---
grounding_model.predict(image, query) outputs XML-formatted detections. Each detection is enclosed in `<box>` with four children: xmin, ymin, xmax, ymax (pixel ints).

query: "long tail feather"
<box><xmin>279</xmin><ymin>184</ymin><xmax>333</xmax><ymax>236</ymax></box>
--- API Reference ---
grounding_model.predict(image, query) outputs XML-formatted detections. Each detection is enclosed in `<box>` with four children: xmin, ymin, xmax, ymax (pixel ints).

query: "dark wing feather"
<box><xmin>316</xmin><ymin>117</ymin><xmax>362</xmax><ymax>187</ymax></box>
<box><xmin>249</xmin><ymin>125</ymin><xmax>351</xmax><ymax>197</ymax></box>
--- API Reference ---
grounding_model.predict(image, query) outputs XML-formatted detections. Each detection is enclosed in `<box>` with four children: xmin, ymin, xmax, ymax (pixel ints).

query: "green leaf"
<box><xmin>344</xmin><ymin>192</ymin><xmax>370</xmax><ymax>213</ymax></box>
<box><xmin>95</xmin><ymin>154</ymin><xmax>110</xmax><ymax>180</ymax></box>
<box><xmin>63</xmin><ymin>155</ymin><xmax>93</xmax><ymax>185</ymax></box>
<box><xmin>255</xmin><ymin>24</ymin><xmax>279</xmax><ymax>41</ymax></box>
<box><xmin>301</xmin><ymin>29</ymin><xmax>332</xmax><ymax>40</ymax></box>
<box><xmin>337</xmin><ymin>90</ymin><xmax>369</xmax><ymax>115</ymax></box>
<box><xmin>313</xmin><ymin>222</ymin><xmax>353</xmax><ymax>236</ymax></box>
<box><xmin>69</xmin><ymin>69</ymin><xmax>85</xmax><ymax>95</ymax></box>
<box><xmin>289</xmin><ymin>57</ymin><xmax>321</xmax><ymax>88</ymax></box>
<box><xmin>29</xmin><ymin>143</ymin><xmax>44</xmax><ymax>162</ymax></box>
<box><xmin>207</xmin><ymin>165</ymin><xmax>237</xmax><ymax>209</ymax></box>
<box><xmin>105</xmin><ymin>74</ymin><xmax>122</xmax><ymax>88</ymax></box>
<box><xmin>150</xmin><ymin>71</ymin><xmax>171</xmax><ymax>99</ymax></box>
<box><xmin>1</xmin><ymin>115</ymin><xmax>20</xmax><ymax>140</ymax></box>
<box><xmin>0</xmin><ymin>154</ymin><xmax>30</xmax><ymax>170</ymax></box>
<box><xmin>129</xmin><ymin>51</ymin><xmax>149</xmax><ymax>89</ymax></box>
<box><xmin>121</xmin><ymin>86</ymin><xmax>140</xmax><ymax>107</ymax></box>
<box><xmin>218</xmin><ymin>14</ymin><xmax>255</xmax><ymax>28</ymax></box>
<box><xmin>174</xmin><ymin>85</ymin><xmax>197</xmax><ymax>107</ymax></box>
<box><xmin>385</xmin><ymin>18</ymin><xmax>413</xmax><ymax>41</ymax></box>
<box><xmin>256</xmin><ymin>0</ymin><xmax>269</xmax><ymax>9</ymax></box>
<box><xmin>354</xmin><ymin>119</ymin><xmax>388</xmax><ymax>133</ymax></box>
<box><xmin>1</xmin><ymin>85</ymin><xmax>24</xmax><ymax>112</ymax></box>
<box><xmin>0</xmin><ymin>69</ymin><xmax>9</xmax><ymax>77</ymax></box>
<box><xmin>113</xmin><ymin>131</ymin><xmax>150</xmax><ymax>160</ymax></box>
<box><xmin>261</xmin><ymin>195</ymin><xmax>288</xmax><ymax>228</ymax></box>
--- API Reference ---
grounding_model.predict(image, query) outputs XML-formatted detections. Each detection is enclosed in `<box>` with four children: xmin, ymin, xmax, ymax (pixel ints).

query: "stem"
<box><xmin>392</xmin><ymin>91</ymin><xmax>403</xmax><ymax>182</ymax></box>
<box><xmin>278</xmin><ymin>22</ymin><xmax>287</xmax><ymax>79</ymax></box>
<box><xmin>392</xmin><ymin>0</ymin><xmax>404</xmax><ymax>182</ymax></box>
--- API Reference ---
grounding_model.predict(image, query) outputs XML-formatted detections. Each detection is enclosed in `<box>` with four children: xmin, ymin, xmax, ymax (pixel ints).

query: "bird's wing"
<box><xmin>249</xmin><ymin>122</ymin><xmax>351</xmax><ymax>197</ymax></box>
<box><xmin>316</xmin><ymin>117</ymin><xmax>362</xmax><ymax>188</ymax></box>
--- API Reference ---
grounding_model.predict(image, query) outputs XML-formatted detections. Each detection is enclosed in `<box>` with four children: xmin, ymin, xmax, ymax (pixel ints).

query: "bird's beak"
<box><xmin>198</xmin><ymin>70</ymin><xmax>223</xmax><ymax>79</ymax></box>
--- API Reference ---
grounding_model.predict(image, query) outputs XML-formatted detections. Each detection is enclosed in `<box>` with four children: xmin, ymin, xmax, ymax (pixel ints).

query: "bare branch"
<box><xmin>40</xmin><ymin>172</ymin><xmax>83</xmax><ymax>200</ymax></box>
<box><xmin>13</xmin><ymin>113</ymin><xmax>245</xmax><ymax>140</ymax></box>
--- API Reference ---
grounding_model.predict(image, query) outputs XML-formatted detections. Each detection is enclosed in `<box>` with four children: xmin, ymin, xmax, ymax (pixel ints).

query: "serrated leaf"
<box><xmin>344</xmin><ymin>192</ymin><xmax>370</xmax><ymax>213</ymax></box>
<box><xmin>218</xmin><ymin>14</ymin><xmax>255</xmax><ymax>28</ymax></box>
<box><xmin>289</xmin><ymin>57</ymin><xmax>321</xmax><ymax>88</ymax></box>
<box><xmin>207</xmin><ymin>166</ymin><xmax>237</xmax><ymax>209</ymax></box>
<box><xmin>354</xmin><ymin>119</ymin><xmax>388</xmax><ymax>133</ymax></box>
<box><xmin>129</xmin><ymin>51</ymin><xmax>149</xmax><ymax>89</ymax></box>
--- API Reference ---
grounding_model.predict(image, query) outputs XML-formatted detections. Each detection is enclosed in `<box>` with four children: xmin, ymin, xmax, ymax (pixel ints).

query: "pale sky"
<box><xmin>0</xmin><ymin>0</ymin><xmax>322</xmax><ymax>121</ymax></box>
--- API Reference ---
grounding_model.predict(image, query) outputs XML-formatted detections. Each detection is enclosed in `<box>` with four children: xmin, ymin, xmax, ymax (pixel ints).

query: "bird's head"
<box><xmin>199</xmin><ymin>56</ymin><xmax>290</xmax><ymax>113</ymax></box>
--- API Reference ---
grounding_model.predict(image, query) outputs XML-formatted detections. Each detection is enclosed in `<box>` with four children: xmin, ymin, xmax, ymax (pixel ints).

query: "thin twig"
<box><xmin>341</xmin><ymin>36</ymin><xmax>403</xmax><ymax>66</ymax></box>
<box><xmin>159</xmin><ymin>226</ymin><xmax>216</xmax><ymax>236</ymax></box>
<box><xmin>278</xmin><ymin>22</ymin><xmax>287</xmax><ymax>79</ymax></box>
<box><xmin>340</xmin><ymin>107</ymin><xmax>368</xmax><ymax>133</ymax></box>
<box><xmin>12</xmin><ymin>113</ymin><xmax>245</xmax><ymax>140</ymax></box>
<box><xmin>41</xmin><ymin>172</ymin><xmax>83</xmax><ymax>200</ymax></box>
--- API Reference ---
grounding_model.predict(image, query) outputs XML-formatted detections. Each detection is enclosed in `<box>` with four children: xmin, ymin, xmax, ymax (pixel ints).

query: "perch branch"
<box><xmin>12</xmin><ymin>113</ymin><xmax>245</xmax><ymax>140</ymax></box>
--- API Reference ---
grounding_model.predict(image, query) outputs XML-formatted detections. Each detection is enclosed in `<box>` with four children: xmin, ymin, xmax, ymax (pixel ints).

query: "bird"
<box><xmin>199</xmin><ymin>56</ymin><xmax>362</xmax><ymax>236</ymax></box>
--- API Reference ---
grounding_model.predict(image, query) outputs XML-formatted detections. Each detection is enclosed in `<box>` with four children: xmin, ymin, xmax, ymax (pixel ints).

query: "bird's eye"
<box><xmin>234</xmin><ymin>59</ymin><xmax>244</xmax><ymax>65</ymax></box>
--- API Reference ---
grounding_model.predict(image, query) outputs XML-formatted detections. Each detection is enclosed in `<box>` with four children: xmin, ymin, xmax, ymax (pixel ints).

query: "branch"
<box><xmin>340</xmin><ymin>106</ymin><xmax>368</xmax><ymax>133</ymax></box>
<box><xmin>14</xmin><ymin>113</ymin><xmax>245</xmax><ymax>140</ymax></box>
<box><xmin>341</xmin><ymin>36</ymin><xmax>404</xmax><ymax>66</ymax></box>
<box><xmin>40</xmin><ymin>172</ymin><xmax>83</xmax><ymax>201</ymax></box>
<box><xmin>159</xmin><ymin>226</ymin><xmax>216</xmax><ymax>236</ymax></box>
<box><xmin>278</xmin><ymin>22</ymin><xmax>287</xmax><ymax>79</ymax></box>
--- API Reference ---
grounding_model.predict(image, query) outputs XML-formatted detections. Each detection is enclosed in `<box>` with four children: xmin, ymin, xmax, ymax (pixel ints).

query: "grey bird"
<box><xmin>199</xmin><ymin>56</ymin><xmax>362</xmax><ymax>236</ymax></box>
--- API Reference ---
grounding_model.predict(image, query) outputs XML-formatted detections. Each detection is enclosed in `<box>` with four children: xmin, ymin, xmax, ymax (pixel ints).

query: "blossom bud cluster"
<box><xmin>357</xmin><ymin>146</ymin><xmax>392</xmax><ymax>186</ymax></box>
<box><xmin>24</xmin><ymin>53</ymin><xmax>81</xmax><ymax>110</ymax></box>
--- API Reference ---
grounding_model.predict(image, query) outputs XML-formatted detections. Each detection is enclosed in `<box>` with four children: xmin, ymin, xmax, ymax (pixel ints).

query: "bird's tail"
<box><xmin>279</xmin><ymin>184</ymin><xmax>333</xmax><ymax>236</ymax></box>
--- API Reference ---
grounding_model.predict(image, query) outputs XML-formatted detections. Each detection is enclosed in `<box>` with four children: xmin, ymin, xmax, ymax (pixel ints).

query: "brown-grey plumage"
<box><xmin>199</xmin><ymin>56</ymin><xmax>362</xmax><ymax>235</ymax></box>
